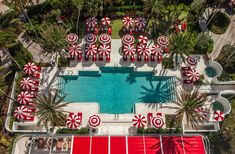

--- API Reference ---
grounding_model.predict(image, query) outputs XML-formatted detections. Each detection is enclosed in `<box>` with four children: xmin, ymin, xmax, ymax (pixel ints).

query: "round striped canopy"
<box><xmin>122</xmin><ymin>16</ymin><xmax>134</xmax><ymax>27</ymax></box>
<box><xmin>151</xmin><ymin>116</ymin><xmax>164</xmax><ymax>128</ymax></box>
<box><xmin>14</xmin><ymin>105</ymin><xmax>28</xmax><ymax>120</ymax></box>
<box><xmin>68</xmin><ymin>44</ymin><xmax>82</xmax><ymax>57</ymax></box>
<box><xmin>186</xmin><ymin>69</ymin><xmax>200</xmax><ymax>82</ymax></box>
<box><xmin>195</xmin><ymin>107</ymin><xmax>208</xmax><ymax>120</ymax></box>
<box><xmin>66</xmin><ymin>113</ymin><xmax>82</xmax><ymax>129</ymax></box>
<box><xmin>85</xmin><ymin>33</ymin><xmax>97</xmax><ymax>44</ymax></box>
<box><xmin>101</xmin><ymin>17</ymin><xmax>111</xmax><ymax>26</ymax></box>
<box><xmin>17</xmin><ymin>91</ymin><xmax>33</xmax><ymax>105</ymax></box>
<box><xmin>20</xmin><ymin>77</ymin><xmax>34</xmax><ymax>90</ymax></box>
<box><xmin>66</xmin><ymin>33</ymin><xmax>78</xmax><ymax>44</ymax></box>
<box><xmin>135</xmin><ymin>17</ymin><xmax>146</xmax><ymax>29</ymax></box>
<box><xmin>151</xmin><ymin>44</ymin><xmax>163</xmax><ymax>56</ymax></box>
<box><xmin>98</xmin><ymin>44</ymin><xmax>111</xmax><ymax>56</ymax></box>
<box><xmin>85</xmin><ymin>44</ymin><xmax>97</xmax><ymax>56</ymax></box>
<box><xmin>132</xmin><ymin>114</ymin><xmax>146</xmax><ymax>128</ymax></box>
<box><xmin>138</xmin><ymin>35</ymin><xmax>148</xmax><ymax>44</ymax></box>
<box><xmin>123</xmin><ymin>44</ymin><xmax>136</xmax><ymax>56</ymax></box>
<box><xmin>187</xmin><ymin>56</ymin><xmax>197</xmax><ymax>66</ymax></box>
<box><xmin>88</xmin><ymin>115</ymin><xmax>101</xmax><ymax>128</ymax></box>
<box><xmin>122</xmin><ymin>34</ymin><xmax>135</xmax><ymax>45</ymax></box>
<box><xmin>137</xmin><ymin>44</ymin><xmax>150</xmax><ymax>56</ymax></box>
<box><xmin>86</xmin><ymin>17</ymin><xmax>97</xmax><ymax>28</ymax></box>
<box><xmin>214</xmin><ymin>110</ymin><xmax>224</xmax><ymax>122</ymax></box>
<box><xmin>23</xmin><ymin>62</ymin><xmax>37</xmax><ymax>75</ymax></box>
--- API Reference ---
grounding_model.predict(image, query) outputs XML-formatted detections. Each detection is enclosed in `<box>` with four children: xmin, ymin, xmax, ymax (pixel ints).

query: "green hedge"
<box><xmin>137</xmin><ymin>127</ymin><xmax>182</xmax><ymax>134</ymax></box>
<box><xmin>208</xmin><ymin>12</ymin><xmax>230</xmax><ymax>34</ymax></box>
<box><xmin>56</xmin><ymin>127</ymin><xmax>89</xmax><ymax>134</ymax></box>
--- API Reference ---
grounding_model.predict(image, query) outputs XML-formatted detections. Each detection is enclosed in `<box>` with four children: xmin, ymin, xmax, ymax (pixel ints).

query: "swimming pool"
<box><xmin>59</xmin><ymin>67</ymin><xmax>176</xmax><ymax>114</ymax></box>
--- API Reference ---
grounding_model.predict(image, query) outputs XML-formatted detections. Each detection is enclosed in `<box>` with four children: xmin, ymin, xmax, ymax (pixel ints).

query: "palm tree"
<box><xmin>72</xmin><ymin>0</ymin><xmax>84</xmax><ymax>34</ymax></box>
<box><xmin>168</xmin><ymin>89</ymin><xmax>207</xmax><ymax>129</ymax></box>
<box><xmin>37</xmin><ymin>25</ymin><xmax>69</xmax><ymax>63</ymax></box>
<box><xmin>169</xmin><ymin>33</ymin><xmax>192</xmax><ymax>66</ymax></box>
<box><xmin>35</xmin><ymin>89</ymin><xmax>69</xmax><ymax>131</ymax></box>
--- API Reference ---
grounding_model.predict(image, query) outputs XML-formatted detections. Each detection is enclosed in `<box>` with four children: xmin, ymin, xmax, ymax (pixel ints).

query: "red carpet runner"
<box><xmin>72</xmin><ymin>135</ymin><xmax>206</xmax><ymax>154</ymax></box>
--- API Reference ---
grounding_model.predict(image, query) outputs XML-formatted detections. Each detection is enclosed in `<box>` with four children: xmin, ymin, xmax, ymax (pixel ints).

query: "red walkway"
<box><xmin>72</xmin><ymin>135</ymin><xmax>206</xmax><ymax>154</ymax></box>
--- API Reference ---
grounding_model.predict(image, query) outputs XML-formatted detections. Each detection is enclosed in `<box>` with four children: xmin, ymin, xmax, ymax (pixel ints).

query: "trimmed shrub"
<box><xmin>194</xmin><ymin>32</ymin><xmax>214</xmax><ymax>54</ymax></box>
<box><xmin>208</xmin><ymin>12</ymin><xmax>230</xmax><ymax>34</ymax></box>
<box><xmin>56</xmin><ymin>127</ymin><xmax>89</xmax><ymax>134</ymax></box>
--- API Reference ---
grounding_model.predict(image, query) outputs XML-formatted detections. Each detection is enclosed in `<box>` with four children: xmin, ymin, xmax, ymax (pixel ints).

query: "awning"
<box><xmin>72</xmin><ymin>135</ymin><xmax>206</xmax><ymax>154</ymax></box>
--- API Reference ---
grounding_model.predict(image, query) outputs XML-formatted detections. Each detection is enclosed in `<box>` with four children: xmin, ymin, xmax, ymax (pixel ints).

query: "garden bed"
<box><xmin>208</xmin><ymin>12</ymin><xmax>230</xmax><ymax>34</ymax></box>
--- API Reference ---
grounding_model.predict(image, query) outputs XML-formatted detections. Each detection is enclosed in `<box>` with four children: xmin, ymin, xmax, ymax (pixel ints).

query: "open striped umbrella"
<box><xmin>122</xmin><ymin>16</ymin><xmax>134</xmax><ymax>27</ymax></box>
<box><xmin>17</xmin><ymin>91</ymin><xmax>33</xmax><ymax>105</ymax></box>
<box><xmin>135</xmin><ymin>17</ymin><xmax>146</xmax><ymax>29</ymax></box>
<box><xmin>86</xmin><ymin>17</ymin><xmax>97</xmax><ymax>28</ymax></box>
<box><xmin>195</xmin><ymin>107</ymin><xmax>208</xmax><ymax>121</ymax></box>
<box><xmin>20</xmin><ymin>77</ymin><xmax>34</xmax><ymax>90</ymax></box>
<box><xmin>85</xmin><ymin>33</ymin><xmax>97</xmax><ymax>44</ymax></box>
<box><xmin>85</xmin><ymin>44</ymin><xmax>97</xmax><ymax>56</ymax></box>
<box><xmin>88</xmin><ymin>115</ymin><xmax>101</xmax><ymax>128</ymax></box>
<box><xmin>214</xmin><ymin>110</ymin><xmax>225</xmax><ymax>122</ymax></box>
<box><xmin>186</xmin><ymin>69</ymin><xmax>200</xmax><ymax>82</ymax></box>
<box><xmin>14</xmin><ymin>105</ymin><xmax>28</xmax><ymax>120</ymax></box>
<box><xmin>23</xmin><ymin>62</ymin><xmax>37</xmax><ymax>75</ymax></box>
<box><xmin>137</xmin><ymin>44</ymin><xmax>150</xmax><ymax>56</ymax></box>
<box><xmin>157</xmin><ymin>36</ymin><xmax>170</xmax><ymax>47</ymax></box>
<box><xmin>151</xmin><ymin>44</ymin><xmax>163</xmax><ymax>55</ymax></box>
<box><xmin>151</xmin><ymin>116</ymin><xmax>164</xmax><ymax>128</ymax></box>
<box><xmin>123</xmin><ymin>44</ymin><xmax>136</xmax><ymax>56</ymax></box>
<box><xmin>68</xmin><ymin>44</ymin><xmax>82</xmax><ymax>57</ymax></box>
<box><xmin>122</xmin><ymin>34</ymin><xmax>135</xmax><ymax>45</ymax></box>
<box><xmin>66</xmin><ymin>33</ymin><xmax>78</xmax><ymax>44</ymax></box>
<box><xmin>101</xmin><ymin>17</ymin><xmax>111</xmax><ymax>26</ymax></box>
<box><xmin>132</xmin><ymin>114</ymin><xmax>146</xmax><ymax>128</ymax></box>
<box><xmin>98</xmin><ymin>44</ymin><xmax>111</xmax><ymax>56</ymax></box>
<box><xmin>138</xmin><ymin>35</ymin><xmax>148</xmax><ymax>44</ymax></box>
<box><xmin>99</xmin><ymin>33</ymin><xmax>111</xmax><ymax>44</ymax></box>
<box><xmin>66</xmin><ymin>113</ymin><xmax>82</xmax><ymax>129</ymax></box>
<box><xmin>187</xmin><ymin>56</ymin><xmax>197</xmax><ymax>66</ymax></box>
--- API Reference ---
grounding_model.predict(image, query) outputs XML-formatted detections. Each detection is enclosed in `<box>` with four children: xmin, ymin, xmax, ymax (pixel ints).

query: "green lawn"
<box><xmin>110</xmin><ymin>19</ymin><xmax>122</xmax><ymax>39</ymax></box>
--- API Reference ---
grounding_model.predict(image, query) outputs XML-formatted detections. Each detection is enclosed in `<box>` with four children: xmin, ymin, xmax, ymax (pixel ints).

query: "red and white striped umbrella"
<box><xmin>85</xmin><ymin>33</ymin><xmax>97</xmax><ymax>44</ymax></box>
<box><xmin>23</xmin><ymin>62</ymin><xmax>37</xmax><ymax>75</ymax></box>
<box><xmin>14</xmin><ymin>105</ymin><xmax>28</xmax><ymax>120</ymax></box>
<box><xmin>137</xmin><ymin>44</ymin><xmax>150</xmax><ymax>56</ymax></box>
<box><xmin>138</xmin><ymin>35</ymin><xmax>148</xmax><ymax>44</ymax></box>
<box><xmin>195</xmin><ymin>107</ymin><xmax>208</xmax><ymax>120</ymax></box>
<box><xmin>66</xmin><ymin>33</ymin><xmax>78</xmax><ymax>44</ymax></box>
<box><xmin>187</xmin><ymin>56</ymin><xmax>197</xmax><ymax>66</ymax></box>
<box><xmin>20</xmin><ymin>77</ymin><xmax>34</xmax><ymax>90</ymax></box>
<box><xmin>66</xmin><ymin>113</ymin><xmax>82</xmax><ymax>129</ymax></box>
<box><xmin>122</xmin><ymin>16</ymin><xmax>134</xmax><ymax>27</ymax></box>
<box><xmin>98</xmin><ymin>44</ymin><xmax>111</xmax><ymax>56</ymax></box>
<box><xmin>135</xmin><ymin>17</ymin><xmax>146</xmax><ymax>29</ymax></box>
<box><xmin>151</xmin><ymin>116</ymin><xmax>164</xmax><ymax>128</ymax></box>
<box><xmin>85</xmin><ymin>44</ymin><xmax>97</xmax><ymax>56</ymax></box>
<box><xmin>214</xmin><ymin>110</ymin><xmax>225</xmax><ymax>122</ymax></box>
<box><xmin>123</xmin><ymin>44</ymin><xmax>136</xmax><ymax>56</ymax></box>
<box><xmin>86</xmin><ymin>17</ymin><xmax>97</xmax><ymax>28</ymax></box>
<box><xmin>186</xmin><ymin>69</ymin><xmax>200</xmax><ymax>82</ymax></box>
<box><xmin>122</xmin><ymin>34</ymin><xmax>135</xmax><ymax>45</ymax></box>
<box><xmin>68</xmin><ymin>44</ymin><xmax>82</xmax><ymax>57</ymax></box>
<box><xmin>151</xmin><ymin>44</ymin><xmax>163</xmax><ymax>55</ymax></box>
<box><xmin>101</xmin><ymin>17</ymin><xmax>111</xmax><ymax>26</ymax></box>
<box><xmin>132</xmin><ymin>114</ymin><xmax>146</xmax><ymax>128</ymax></box>
<box><xmin>17</xmin><ymin>91</ymin><xmax>33</xmax><ymax>105</ymax></box>
<box><xmin>157</xmin><ymin>36</ymin><xmax>170</xmax><ymax>47</ymax></box>
<box><xmin>88</xmin><ymin>115</ymin><xmax>101</xmax><ymax>128</ymax></box>
<box><xmin>99</xmin><ymin>33</ymin><xmax>111</xmax><ymax>44</ymax></box>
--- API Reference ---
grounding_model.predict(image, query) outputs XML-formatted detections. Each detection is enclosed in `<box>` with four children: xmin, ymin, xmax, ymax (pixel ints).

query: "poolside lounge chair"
<box><xmin>92</xmin><ymin>55</ymin><xmax>97</xmax><ymax>61</ymax></box>
<box><xmin>30</xmin><ymin>87</ymin><xmax>39</xmax><ymax>92</ymax></box>
<box><xmin>24</xmin><ymin>115</ymin><xmax>35</xmax><ymax>121</ymax></box>
<box><xmin>123</xmin><ymin>55</ymin><xmax>127</xmax><ymax>61</ymax></box>
<box><xmin>56</xmin><ymin>138</ymin><xmax>64</xmax><ymax>150</ymax></box>
<box><xmin>78</xmin><ymin>55</ymin><xmax>82</xmax><ymax>61</ymax></box>
<box><xmin>130</xmin><ymin>55</ymin><xmax>135</xmax><ymax>62</ymax></box>
<box><xmin>150</xmin><ymin>55</ymin><xmax>155</xmax><ymax>62</ymax></box>
<box><xmin>27</xmin><ymin>107</ymin><xmax>36</xmax><ymax>113</ymax></box>
<box><xmin>144</xmin><ymin>55</ymin><xmax>149</xmax><ymax>62</ymax></box>
<box><xmin>32</xmin><ymin>73</ymin><xmax>40</xmax><ymax>79</ymax></box>
<box><xmin>99</xmin><ymin>55</ymin><xmax>103</xmax><ymax>61</ymax></box>
<box><xmin>32</xmin><ymin>80</ymin><xmax>40</xmax><ymax>86</ymax></box>
<box><xmin>137</xmin><ymin>55</ymin><xmax>142</xmax><ymax>61</ymax></box>
<box><xmin>181</xmin><ymin>66</ymin><xmax>191</xmax><ymax>71</ymax></box>
<box><xmin>156</xmin><ymin>113</ymin><xmax>162</xmax><ymax>116</ymax></box>
<box><xmin>147</xmin><ymin>113</ymin><xmax>153</xmax><ymax>124</ymax></box>
<box><xmin>37</xmin><ymin>138</ymin><xmax>45</xmax><ymax>149</ymax></box>
<box><xmin>77</xmin><ymin>112</ymin><xmax>82</xmax><ymax>125</ymax></box>
<box><xmin>106</xmin><ymin>55</ymin><xmax>110</xmax><ymax>62</ymax></box>
<box><xmin>67</xmin><ymin>139</ymin><xmax>72</xmax><ymax>149</ymax></box>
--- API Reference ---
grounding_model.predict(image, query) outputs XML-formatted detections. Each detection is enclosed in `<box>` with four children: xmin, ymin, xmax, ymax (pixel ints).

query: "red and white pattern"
<box><xmin>186</xmin><ymin>69</ymin><xmax>200</xmax><ymax>82</ymax></box>
<box><xmin>137</xmin><ymin>44</ymin><xmax>150</xmax><ymax>56</ymax></box>
<box><xmin>85</xmin><ymin>33</ymin><xmax>97</xmax><ymax>44</ymax></box>
<box><xmin>101</xmin><ymin>17</ymin><xmax>111</xmax><ymax>26</ymax></box>
<box><xmin>66</xmin><ymin>113</ymin><xmax>82</xmax><ymax>129</ymax></box>
<box><xmin>195</xmin><ymin>107</ymin><xmax>208</xmax><ymax>120</ymax></box>
<box><xmin>151</xmin><ymin>116</ymin><xmax>164</xmax><ymax>128</ymax></box>
<box><xmin>66</xmin><ymin>33</ymin><xmax>78</xmax><ymax>44</ymax></box>
<box><xmin>99</xmin><ymin>33</ymin><xmax>111</xmax><ymax>44</ymax></box>
<box><xmin>214</xmin><ymin>110</ymin><xmax>225</xmax><ymax>122</ymax></box>
<box><xmin>157</xmin><ymin>36</ymin><xmax>170</xmax><ymax>47</ymax></box>
<box><xmin>122</xmin><ymin>34</ymin><xmax>135</xmax><ymax>45</ymax></box>
<box><xmin>88</xmin><ymin>115</ymin><xmax>101</xmax><ymax>128</ymax></box>
<box><xmin>132</xmin><ymin>114</ymin><xmax>146</xmax><ymax>128</ymax></box>
<box><xmin>17</xmin><ymin>91</ymin><xmax>33</xmax><ymax>105</ymax></box>
<box><xmin>123</xmin><ymin>44</ymin><xmax>136</xmax><ymax>56</ymax></box>
<box><xmin>151</xmin><ymin>44</ymin><xmax>163</xmax><ymax>55</ymax></box>
<box><xmin>138</xmin><ymin>35</ymin><xmax>148</xmax><ymax>44</ymax></box>
<box><xmin>68</xmin><ymin>44</ymin><xmax>82</xmax><ymax>57</ymax></box>
<box><xmin>98</xmin><ymin>44</ymin><xmax>111</xmax><ymax>56</ymax></box>
<box><xmin>135</xmin><ymin>17</ymin><xmax>146</xmax><ymax>29</ymax></box>
<box><xmin>86</xmin><ymin>17</ymin><xmax>97</xmax><ymax>28</ymax></box>
<box><xmin>85</xmin><ymin>44</ymin><xmax>97</xmax><ymax>56</ymax></box>
<box><xmin>20</xmin><ymin>77</ymin><xmax>34</xmax><ymax>90</ymax></box>
<box><xmin>187</xmin><ymin>56</ymin><xmax>197</xmax><ymax>66</ymax></box>
<box><xmin>23</xmin><ymin>62</ymin><xmax>37</xmax><ymax>75</ymax></box>
<box><xmin>14</xmin><ymin>105</ymin><xmax>28</xmax><ymax>120</ymax></box>
<box><xmin>122</xmin><ymin>16</ymin><xmax>134</xmax><ymax>27</ymax></box>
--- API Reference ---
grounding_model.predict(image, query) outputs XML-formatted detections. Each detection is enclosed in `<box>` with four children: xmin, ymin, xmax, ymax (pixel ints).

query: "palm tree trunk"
<box><xmin>3</xmin><ymin>48</ymin><xmax>23</xmax><ymax>71</ymax></box>
<box><xmin>0</xmin><ymin>88</ymin><xmax>17</xmax><ymax>102</ymax></box>
<box><xmin>76</xmin><ymin>8</ymin><xmax>81</xmax><ymax>34</ymax></box>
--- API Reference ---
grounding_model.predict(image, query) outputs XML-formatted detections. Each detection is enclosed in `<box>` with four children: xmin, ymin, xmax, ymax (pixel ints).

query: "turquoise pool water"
<box><xmin>205</xmin><ymin>67</ymin><xmax>217</xmax><ymax>77</ymax></box>
<box><xmin>59</xmin><ymin>67</ymin><xmax>176</xmax><ymax>114</ymax></box>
